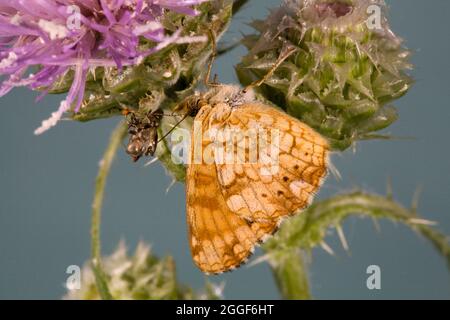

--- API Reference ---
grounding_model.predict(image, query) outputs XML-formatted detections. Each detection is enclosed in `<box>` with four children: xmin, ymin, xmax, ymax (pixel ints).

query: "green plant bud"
<box><xmin>236</xmin><ymin>0</ymin><xmax>413</xmax><ymax>150</ymax></box>
<box><xmin>65</xmin><ymin>241</ymin><xmax>223</xmax><ymax>300</ymax></box>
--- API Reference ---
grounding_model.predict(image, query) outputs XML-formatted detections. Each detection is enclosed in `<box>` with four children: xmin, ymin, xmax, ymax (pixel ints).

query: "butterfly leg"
<box><xmin>204</xmin><ymin>30</ymin><xmax>220</xmax><ymax>88</ymax></box>
<box><xmin>242</xmin><ymin>46</ymin><xmax>297</xmax><ymax>93</ymax></box>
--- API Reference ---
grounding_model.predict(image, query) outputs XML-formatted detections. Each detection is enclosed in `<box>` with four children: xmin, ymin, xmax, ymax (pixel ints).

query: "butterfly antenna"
<box><xmin>243</xmin><ymin>46</ymin><xmax>297</xmax><ymax>93</ymax></box>
<box><xmin>157</xmin><ymin>113</ymin><xmax>190</xmax><ymax>144</ymax></box>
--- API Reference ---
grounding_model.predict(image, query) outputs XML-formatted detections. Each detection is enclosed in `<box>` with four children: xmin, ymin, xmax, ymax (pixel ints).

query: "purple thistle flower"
<box><xmin>0</xmin><ymin>0</ymin><xmax>209</xmax><ymax>134</ymax></box>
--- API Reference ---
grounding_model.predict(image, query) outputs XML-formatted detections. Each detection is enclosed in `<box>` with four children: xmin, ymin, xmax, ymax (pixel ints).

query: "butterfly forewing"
<box><xmin>216</xmin><ymin>103</ymin><xmax>329</xmax><ymax>222</ymax></box>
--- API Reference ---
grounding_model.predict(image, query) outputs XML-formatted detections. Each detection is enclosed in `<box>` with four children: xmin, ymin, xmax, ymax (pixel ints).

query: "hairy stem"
<box><xmin>269</xmin><ymin>250</ymin><xmax>311</xmax><ymax>300</ymax></box>
<box><xmin>91</xmin><ymin>120</ymin><xmax>128</xmax><ymax>300</ymax></box>
<box><xmin>264</xmin><ymin>191</ymin><xmax>450</xmax><ymax>299</ymax></box>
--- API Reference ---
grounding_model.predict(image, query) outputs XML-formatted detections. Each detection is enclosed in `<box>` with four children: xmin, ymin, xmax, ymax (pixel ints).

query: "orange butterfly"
<box><xmin>174</xmin><ymin>39</ymin><xmax>330</xmax><ymax>274</ymax></box>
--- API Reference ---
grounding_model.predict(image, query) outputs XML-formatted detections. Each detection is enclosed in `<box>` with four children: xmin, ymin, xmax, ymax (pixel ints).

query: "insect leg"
<box><xmin>243</xmin><ymin>46</ymin><xmax>297</xmax><ymax>93</ymax></box>
<box><xmin>204</xmin><ymin>30</ymin><xmax>220</xmax><ymax>88</ymax></box>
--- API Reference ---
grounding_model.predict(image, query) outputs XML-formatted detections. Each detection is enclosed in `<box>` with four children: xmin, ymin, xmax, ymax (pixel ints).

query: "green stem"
<box><xmin>269</xmin><ymin>250</ymin><xmax>311</xmax><ymax>300</ymax></box>
<box><xmin>263</xmin><ymin>191</ymin><xmax>450</xmax><ymax>299</ymax></box>
<box><xmin>91</xmin><ymin>120</ymin><xmax>128</xmax><ymax>300</ymax></box>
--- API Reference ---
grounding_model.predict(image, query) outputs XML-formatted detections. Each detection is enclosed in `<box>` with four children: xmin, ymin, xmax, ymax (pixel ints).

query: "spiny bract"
<box><xmin>236</xmin><ymin>0</ymin><xmax>413</xmax><ymax>150</ymax></box>
<box><xmin>64</xmin><ymin>241</ymin><xmax>223</xmax><ymax>300</ymax></box>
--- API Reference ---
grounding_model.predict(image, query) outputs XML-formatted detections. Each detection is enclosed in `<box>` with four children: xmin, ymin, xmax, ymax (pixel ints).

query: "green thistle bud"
<box><xmin>65</xmin><ymin>241</ymin><xmax>223</xmax><ymax>300</ymax></box>
<box><xmin>236</xmin><ymin>0</ymin><xmax>413</xmax><ymax>150</ymax></box>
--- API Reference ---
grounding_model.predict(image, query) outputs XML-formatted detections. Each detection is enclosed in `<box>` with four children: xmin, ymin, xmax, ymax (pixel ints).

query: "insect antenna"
<box><xmin>156</xmin><ymin>112</ymin><xmax>190</xmax><ymax>144</ymax></box>
<box><xmin>161</xmin><ymin>113</ymin><xmax>180</xmax><ymax>117</ymax></box>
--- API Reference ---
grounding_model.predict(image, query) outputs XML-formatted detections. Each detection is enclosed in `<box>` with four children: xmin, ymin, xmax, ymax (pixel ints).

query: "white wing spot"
<box><xmin>219</xmin><ymin>166</ymin><xmax>235</xmax><ymax>187</ymax></box>
<box><xmin>289</xmin><ymin>180</ymin><xmax>309</xmax><ymax>197</ymax></box>
<box><xmin>259</xmin><ymin>114</ymin><xmax>274</xmax><ymax>126</ymax></box>
<box><xmin>226</xmin><ymin>194</ymin><xmax>247</xmax><ymax>212</ymax></box>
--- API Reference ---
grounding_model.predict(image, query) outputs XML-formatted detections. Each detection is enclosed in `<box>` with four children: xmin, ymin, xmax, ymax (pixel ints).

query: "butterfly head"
<box><xmin>206</xmin><ymin>84</ymin><xmax>255</xmax><ymax>108</ymax></box>
<box><xmin>175</xmin><ymin>85</ymin><xmax>257</xmax><ymax>119</ymax></box>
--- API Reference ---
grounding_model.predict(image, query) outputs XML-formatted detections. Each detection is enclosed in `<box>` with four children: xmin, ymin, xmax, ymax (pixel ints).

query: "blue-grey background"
<box><xmin>0</xmin><ymin>0</ymin><xmax>449</xmax><ymax>299</ymax></box>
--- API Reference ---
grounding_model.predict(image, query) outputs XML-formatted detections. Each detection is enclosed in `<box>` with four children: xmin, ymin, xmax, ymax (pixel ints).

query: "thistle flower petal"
<box><xmin>0</xmin><ymin>0</ymin><xmax>209</xmax><ymax>134</ymax></box>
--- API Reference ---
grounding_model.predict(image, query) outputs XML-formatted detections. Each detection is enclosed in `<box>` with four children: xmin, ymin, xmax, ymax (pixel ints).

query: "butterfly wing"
<box><xmin>216</xmin><ymin>103</ymin><xmax>329</xmax><ymax>223</ymax></box>
<box><xmin>186</xmin><ymin>102</ymin><xmax>329</xmax><ymax>274</ymax></box>
<box><xmin>186</xmin><ymin>104</ymin><xmax>278</xmax><ymax>274</ymax></box>
<box><xmin>187</xmin><ymin>161</ymin><xmax>278</xmax><ymax>273</ymax></box>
